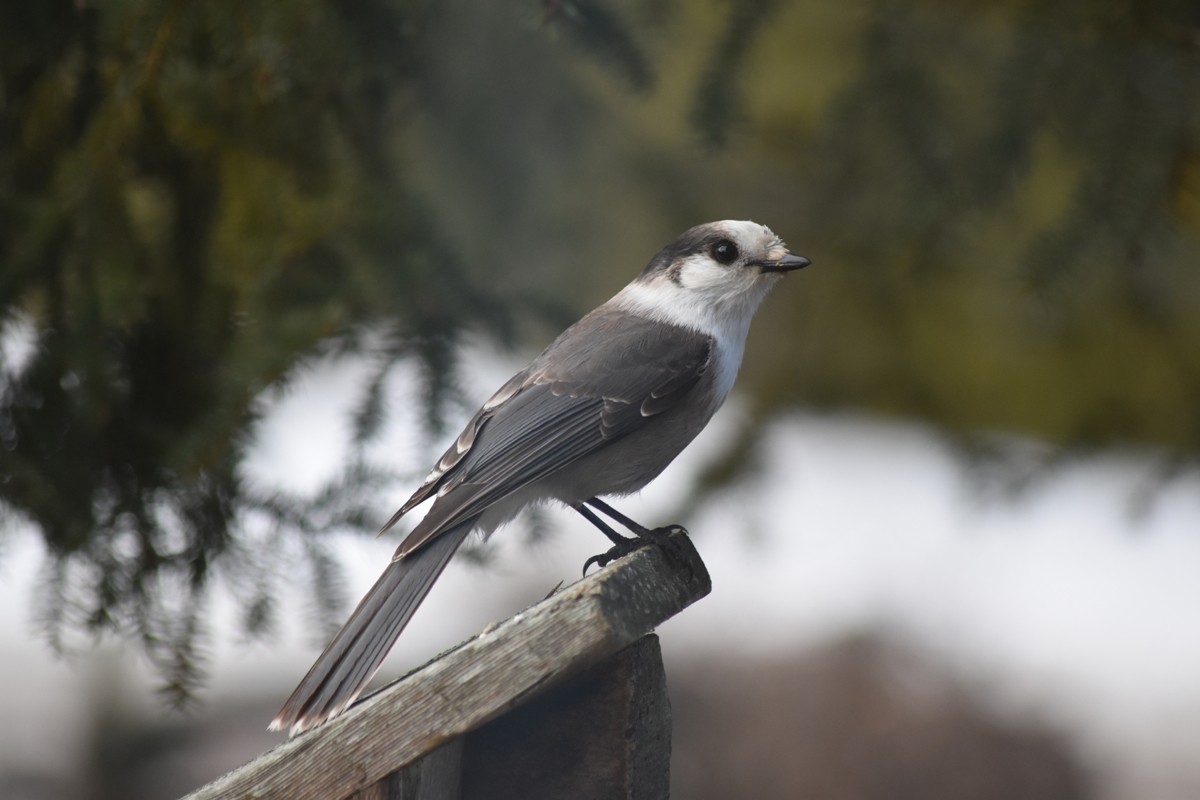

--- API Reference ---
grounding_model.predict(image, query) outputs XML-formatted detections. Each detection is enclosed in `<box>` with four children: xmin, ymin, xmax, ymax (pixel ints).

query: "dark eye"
<box><xmin>712</xmin><ymin>239</ymin><xmax>739</xmax><ymax>264</ymax></box>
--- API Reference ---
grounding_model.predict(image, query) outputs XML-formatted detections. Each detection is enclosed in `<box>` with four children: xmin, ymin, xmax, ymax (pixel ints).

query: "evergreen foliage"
<box><xmin>0</xmin><ymin>0</ymin><xmax>518</xmax><ymax>704</ymax></box>
<box><xmin>1</xmin><ymin>0</ymin><xmax>1197</xmax><ymax>704</ymax></box>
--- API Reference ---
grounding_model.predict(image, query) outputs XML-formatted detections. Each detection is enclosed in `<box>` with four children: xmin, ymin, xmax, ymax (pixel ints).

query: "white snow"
<box><xmin>2</xmin><ymin>345</ymin><xmax>1198</xmax><ymax>798</ymax></box>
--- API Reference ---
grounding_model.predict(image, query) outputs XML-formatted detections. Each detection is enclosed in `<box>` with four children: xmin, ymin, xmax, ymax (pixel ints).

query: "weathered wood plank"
<box><xmin>459</xmin><ymin>634</ymin><xmax>670</xmax><ymax>800</ymax></box>
<box><xmin>182</xmin><ymin>532</ymin><xmax>709</xmax><ymax>800</ymax></box>
<box><xmin>351</xmin><ymin>740</ymin><xmax>463</xmax><ymax>800</ymax></box>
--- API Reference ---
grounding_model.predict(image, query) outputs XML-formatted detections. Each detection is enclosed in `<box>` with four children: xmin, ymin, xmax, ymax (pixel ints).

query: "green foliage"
<box><xmin>745</xmin><ymin>0</ymin><xmax>1200</xmax><ymax>453</ymax></box>
<box><xmin>404</xmin><ymin>0</ymin><xmax>1198</xmax><ymax>464</ymax></box>
<box><xmin>690</xmin><ymin>0</ymin><xmax>780</xmax><ymax>148</ymax></box>
<box><xmin>543</xmin><ymin>0</ymin><xmax>655</xmax><ymax>92</ymax></box>
<box><xmin>0</xmin><ymin>0</ymin><xmax>517</xmax><ymax>704</ymax></box>
<box><xmin>2</xmin><ymin>0</ymin><xmax>1197</xmax><ymax>705</ymax></box>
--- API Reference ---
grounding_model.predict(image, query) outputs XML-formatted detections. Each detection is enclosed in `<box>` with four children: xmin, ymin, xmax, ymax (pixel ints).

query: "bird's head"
<box><xmin>618</xmin><ymin>220</ymin><xmax>810</xmax><ymax>335</ymax></box>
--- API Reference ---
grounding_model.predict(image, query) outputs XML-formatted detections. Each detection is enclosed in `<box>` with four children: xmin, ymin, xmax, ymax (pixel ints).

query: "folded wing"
<box><xmin>393</xmin><ymin>310</ymin><xmax>713</xmax><ymax>557</ymax></box>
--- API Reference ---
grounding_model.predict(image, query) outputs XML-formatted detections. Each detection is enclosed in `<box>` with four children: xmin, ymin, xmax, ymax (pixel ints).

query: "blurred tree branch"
<box><xmin>724</xmin><ymin>0</ymin><xmax>1200</xmax><ymax>501</ymax></box>
<box><xmin>2</xmin><ymin>0</ymin><xmax>1198</xmax><ymax>706</ymax></box>
<box><xmin>0</xmin><ymin>0</ymin><xmax>523</xmax><ymax>705</ymax></box>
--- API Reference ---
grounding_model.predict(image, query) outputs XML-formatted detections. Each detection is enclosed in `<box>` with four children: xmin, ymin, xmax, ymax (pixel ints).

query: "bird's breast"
<box><xmin>707</xmin><ymin>328</ymin><xmax>748</xmax><ymax>408</ymax></box>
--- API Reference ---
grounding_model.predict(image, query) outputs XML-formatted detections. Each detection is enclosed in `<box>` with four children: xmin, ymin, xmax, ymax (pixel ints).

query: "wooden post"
<box><xmin>182</xmin><ymin>531</ymin><xmax>710</xmax><ymax>800</ymax></box>
<box><xmin>457</xmin><ymin>635</ymin><xmax>671</xmax><ymax>800</ymax></box>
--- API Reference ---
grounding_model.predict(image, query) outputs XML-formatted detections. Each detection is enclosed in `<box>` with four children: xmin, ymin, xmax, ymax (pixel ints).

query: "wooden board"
<box><xmin>182</xmin><ymin>532</ymin><xmax>710</xmax><ymax>800</ymax></box>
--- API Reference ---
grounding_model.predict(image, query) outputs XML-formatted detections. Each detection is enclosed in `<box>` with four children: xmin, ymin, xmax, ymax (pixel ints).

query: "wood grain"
<box><xmin>182</xmin><ymin>532</ymin><xmax>709</xmax><ymax>800</ymax></box>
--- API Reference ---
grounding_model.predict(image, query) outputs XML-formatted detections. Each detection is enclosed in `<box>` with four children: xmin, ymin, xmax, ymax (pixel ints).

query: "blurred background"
<box><xmin>2</xmin><ymin>0</ymin><xmax>1198</xmax><ymax>798</ymax></box>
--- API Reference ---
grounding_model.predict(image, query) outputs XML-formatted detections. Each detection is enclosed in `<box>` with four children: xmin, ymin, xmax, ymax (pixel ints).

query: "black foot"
<box><xmin>581</xmin><ymin>524</ymin><xmax>688</xmax><ymax>576</ymax></box>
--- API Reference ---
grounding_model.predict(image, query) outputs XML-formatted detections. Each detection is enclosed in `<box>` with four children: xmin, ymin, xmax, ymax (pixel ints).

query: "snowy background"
<box><xmin>2</xmin><ymin>345</ymin><xmax>1198</xmax><ymax>799</ymax></box>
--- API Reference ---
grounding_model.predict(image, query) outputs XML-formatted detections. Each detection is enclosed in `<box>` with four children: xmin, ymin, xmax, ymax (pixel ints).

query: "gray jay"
<box><xmin>270</xmin><ymin>220</ymin><xmax>810</xmax><ymax>734</ymax></box>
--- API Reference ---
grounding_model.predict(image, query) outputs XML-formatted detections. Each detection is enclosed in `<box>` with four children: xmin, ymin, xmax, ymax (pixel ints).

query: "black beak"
<box><xmin>759</xmin><ymin>252</ymin><xmax>812</xmax><ymax>273</ymax></box>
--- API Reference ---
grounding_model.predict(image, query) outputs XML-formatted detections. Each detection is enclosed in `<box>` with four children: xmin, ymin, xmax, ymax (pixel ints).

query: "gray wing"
<box><xmin>390</xmin><ymin>308</ymin><xmax>713</xmax><ymax>557</ymax></box>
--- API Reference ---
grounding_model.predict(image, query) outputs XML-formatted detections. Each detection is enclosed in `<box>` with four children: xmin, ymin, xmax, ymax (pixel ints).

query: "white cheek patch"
<box><xmin>677</xmin><ymin>255</ymin><xmax>735</xmax><ymax>291</ymax></box>
<box><xmin>678</xmin><ymin>255</ymin><xmax>763</xmax><ymax>305</ymax></box>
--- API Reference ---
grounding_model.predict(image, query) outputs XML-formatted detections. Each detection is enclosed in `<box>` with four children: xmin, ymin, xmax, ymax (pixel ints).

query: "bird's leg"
<box><xmin>584</xmin><ymin>498</ymin><xmax>688</xmax><ymax>540</ymax></box>
<box><xmin>576</xmin><ymin>498</ymin><xmax>688</xmax><ymax>574</ymax></box>
<box><xmin>572</xmin><ymin>502</ymin><xmax>640</xmax><ymax>575</ymax></box>
<box><xmin>570</xmin><ymin>502</ymin><xmax>635</xmax><ymax>547</ymax></box>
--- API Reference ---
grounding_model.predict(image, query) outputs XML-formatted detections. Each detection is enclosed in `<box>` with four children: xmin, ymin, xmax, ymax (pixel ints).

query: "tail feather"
<box><xmin>270</xmin><ymin>523</ymin><xmax>473</xmax><ymax>735</ymax></box>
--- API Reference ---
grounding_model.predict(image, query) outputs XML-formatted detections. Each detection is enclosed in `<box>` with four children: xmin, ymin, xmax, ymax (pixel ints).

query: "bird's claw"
<box><xmin>581</xmin><ymin>524</ymin><xmax>689</xmax><ymax>576</ymax></box>
<box><xmin>581</xmin><ymin>553</ymin><xmax>606</xmax><ymax>576</ymax></box>
<box><xmin>581</xmin><ymin>540</ymin><xmax>636</xmax><ymax>576</ymax></box>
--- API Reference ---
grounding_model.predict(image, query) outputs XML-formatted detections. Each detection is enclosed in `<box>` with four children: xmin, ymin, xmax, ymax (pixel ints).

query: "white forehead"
<box><xmin>711</xmin><ymin>220</ymin><xmax>781</xmax><ymax>251</ymax></box>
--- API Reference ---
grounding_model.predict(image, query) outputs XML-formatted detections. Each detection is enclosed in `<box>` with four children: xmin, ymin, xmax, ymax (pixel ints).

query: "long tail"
<box><xmin>270</xmin><ymin>522</ymin><xmax>473</xmax><ymax>735</ymax></box>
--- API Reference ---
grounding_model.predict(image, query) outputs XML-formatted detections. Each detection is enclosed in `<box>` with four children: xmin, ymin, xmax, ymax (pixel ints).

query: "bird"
<box><xmin>270</xmin><ymin>220</ymin><xmax>811</xmax><ymax>734</ymax></box>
